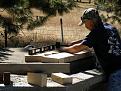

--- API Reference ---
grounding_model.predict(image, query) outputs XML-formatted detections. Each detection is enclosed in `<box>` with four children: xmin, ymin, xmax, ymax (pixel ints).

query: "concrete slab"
<box><xmin>0</xmin><ymin>63</ymin><xmax>70</xmax><ymax>74</ymax></box>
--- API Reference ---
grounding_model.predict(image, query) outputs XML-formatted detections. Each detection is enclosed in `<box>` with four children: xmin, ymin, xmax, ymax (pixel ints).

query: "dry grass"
<box><xmin>22</xmin><ymin>2</ymin><xmax>95</xmax><ymax>46</ymax></box>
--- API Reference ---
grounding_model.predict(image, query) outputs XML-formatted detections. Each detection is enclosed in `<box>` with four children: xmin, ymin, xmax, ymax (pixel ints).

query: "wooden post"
<box><xmin>60</xmin><ymin>18</ymin><xmax>64</xmax><ymax>44</ymax></box>
<box><xmin>89</xmin><ymin>0</ymin><xmax>91</xmax><ymax>3</ymax></box>
<box><xmin>0</xmin><ymin>73</ymin><xmax>3</xmax><ymax>83</ymax></box>
<box><xmin>3</xmin><ymin>72</ymin><xmax>10</xmax><ymax>85</ymax></box>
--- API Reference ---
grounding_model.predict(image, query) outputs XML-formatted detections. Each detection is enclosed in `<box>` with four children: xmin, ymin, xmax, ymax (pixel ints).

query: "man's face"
<box><xmin>84</xmin><ymin>19</ymin><xmax>94</xmax><ymax>31</ymax></box>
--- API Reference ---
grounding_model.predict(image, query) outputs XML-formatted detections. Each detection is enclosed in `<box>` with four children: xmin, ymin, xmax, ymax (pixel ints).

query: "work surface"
<box><xmin>0</xmin><ymin>48</ymin><xmax>93</xmax><ymax>63</ymax></box>
<box><xmin>0</xmin><ymin>48</ymin><xmax>95</xmax><ymax>74</ymax></box>
<box><xmin>0</xmin><ymin>48</ymin><xmax>105</xmax><ymax>91</ymax></box>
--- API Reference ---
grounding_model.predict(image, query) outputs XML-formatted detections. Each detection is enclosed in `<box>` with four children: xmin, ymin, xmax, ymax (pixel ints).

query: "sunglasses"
<box><xmin>81</xmin><ymin>17</ymin><xmax>90</xmax><ymax>23</ymax></box>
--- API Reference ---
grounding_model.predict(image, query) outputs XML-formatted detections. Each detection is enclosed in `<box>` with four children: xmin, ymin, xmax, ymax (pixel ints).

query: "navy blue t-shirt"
<box><xmin>82</xmin><ymin>23</ymin><xmax>121</xmax><ymax>75</ymax></box>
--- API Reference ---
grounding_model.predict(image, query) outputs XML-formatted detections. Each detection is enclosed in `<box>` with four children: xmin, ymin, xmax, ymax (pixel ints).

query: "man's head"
<box><xmin>78</xmin><ymin>8</ymin><xmax>101</xmax><ymax>30</ymax></box>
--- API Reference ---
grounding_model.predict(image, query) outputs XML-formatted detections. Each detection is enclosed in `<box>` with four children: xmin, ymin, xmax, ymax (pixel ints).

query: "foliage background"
<box><xmin>0</xmin><ymin>0</ymin><xmax>121</xmax><ymax>47</ymax></box>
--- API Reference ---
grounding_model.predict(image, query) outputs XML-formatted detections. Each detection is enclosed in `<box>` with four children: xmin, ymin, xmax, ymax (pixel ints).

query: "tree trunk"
<box><xmin>4</xmin><ymin>29</ymin><xmax>7</xmax><ymax>48</ymax></box>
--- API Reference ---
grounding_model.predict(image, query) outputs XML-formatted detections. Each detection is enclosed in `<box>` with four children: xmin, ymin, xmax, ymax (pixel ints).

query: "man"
<box><xmin>59</xmin><ymin>8</ymin><xmax>121</xmax><ymax>91</ymax></box>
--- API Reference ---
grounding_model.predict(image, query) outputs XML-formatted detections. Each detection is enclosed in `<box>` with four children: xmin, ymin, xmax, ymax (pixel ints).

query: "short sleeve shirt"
<box><xmin>82</xmin><ymin>23</ymin><xmax>121</xmax><ymax>74</ymax></box>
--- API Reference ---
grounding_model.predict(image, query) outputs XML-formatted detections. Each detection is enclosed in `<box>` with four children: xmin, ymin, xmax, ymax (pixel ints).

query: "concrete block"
<box><xmin>51</xmin><ymin>73</ymin><xmax>72</xmax><ymax>85</ymax></box>
<box><xmin>27</xmin><ymin>72</ymin><xmax>47</xmax><ymax>87</ymax></box>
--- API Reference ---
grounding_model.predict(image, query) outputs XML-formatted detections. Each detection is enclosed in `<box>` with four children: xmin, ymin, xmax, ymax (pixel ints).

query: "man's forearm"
<box><xmin>69</xmin><ymin>40</ymin><xmax>83</xmax><ymax>46</ymax></box>
<box><xmin>60</xmin><ymin>44</ymin><xmax>89</xmax><ymax>53</ymax></box>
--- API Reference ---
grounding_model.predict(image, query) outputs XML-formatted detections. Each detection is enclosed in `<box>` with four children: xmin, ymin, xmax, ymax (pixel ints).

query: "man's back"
<box><xmin>95</xmin><ymin>23</ymin><xmax>121</xmax><ymax>76</ymax></box>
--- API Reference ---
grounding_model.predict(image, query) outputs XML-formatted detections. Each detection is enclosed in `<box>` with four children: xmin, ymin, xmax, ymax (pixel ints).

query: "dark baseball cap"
<box><xmin>78</xmin><ymin>8</ymin><xmax>99</xmax><ymax>26</ymax></box>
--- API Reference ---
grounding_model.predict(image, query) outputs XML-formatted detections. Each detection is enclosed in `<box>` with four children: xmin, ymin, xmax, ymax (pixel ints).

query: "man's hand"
<box><xmin>68</xmin><ymin>40</ymin><xmax>83</xmax><ymax>46</ymax></box>
<box><xmin>57</xmin><ymin>47</ymin><xmax>67</xmax><ymax>52</ymax></box>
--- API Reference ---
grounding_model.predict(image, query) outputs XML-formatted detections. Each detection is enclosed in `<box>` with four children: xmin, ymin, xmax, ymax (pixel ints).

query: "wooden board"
<box><xmin>0</xmin><ymin>63</ymin><xmax>70</xmax><ymax>74</ymax></box>
<box><xmin>25</xmin><ymin>50</ymin><xmax>93</xmax><ymax>63</ymax></box>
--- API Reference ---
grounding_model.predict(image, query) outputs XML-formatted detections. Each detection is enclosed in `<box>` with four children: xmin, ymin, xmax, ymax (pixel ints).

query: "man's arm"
<box><xmin>60</xmin><ymin>43</ymin><xmax>90</xmax><ymax>53</ymax></box>
<box><xmin>68</xmin><ymin>40</ymin><xmax>83</xmax><ymax>46</ymax></box>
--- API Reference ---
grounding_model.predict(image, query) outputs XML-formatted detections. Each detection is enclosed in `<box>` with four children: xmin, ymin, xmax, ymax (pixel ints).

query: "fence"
<box><xmin>74</xmin><ymin>0</ymin><xmax>91</xmax><ymax>3</ymax></box>
<box><xmin>0</xmin><ymin>27</ymin><xmax>89</xmax><ymax>47</ymax></box>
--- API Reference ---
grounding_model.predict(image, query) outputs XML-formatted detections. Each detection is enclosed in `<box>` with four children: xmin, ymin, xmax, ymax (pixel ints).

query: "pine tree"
<box><xmin>95</xmin><ymin>0</ymin><xmax>121</xmax><ymax>24</ymax></box>
<box><xmin>0</xmin><ymin>0</ymin><xmax>77</xmax><ymax>47</ymax></box>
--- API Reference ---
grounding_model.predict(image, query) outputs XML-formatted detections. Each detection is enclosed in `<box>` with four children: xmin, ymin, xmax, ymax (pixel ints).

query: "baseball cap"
<box><xmin>78</xmin><ymin>8</ymin><xmax>99</xmax><ymax>26</ymax></box>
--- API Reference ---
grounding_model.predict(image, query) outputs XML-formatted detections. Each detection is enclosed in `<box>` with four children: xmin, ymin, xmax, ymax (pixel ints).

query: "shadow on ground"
<box><xmin>0</xmin><ymin>48</ymin><xmax>14</xmax><ymax>61</ymax></box>
<box><xmin>89</xmin><ymin>82</ymin><xmax>108</xmax><ymax>91</ymax></box>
